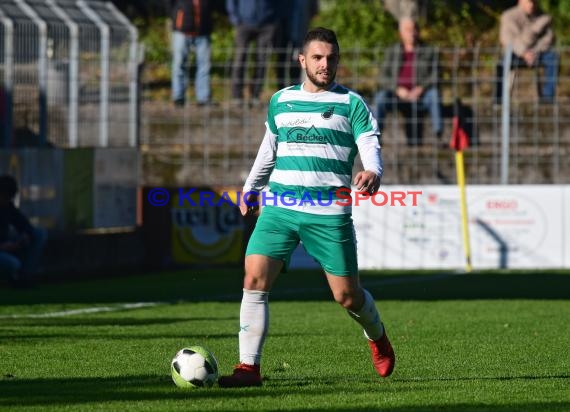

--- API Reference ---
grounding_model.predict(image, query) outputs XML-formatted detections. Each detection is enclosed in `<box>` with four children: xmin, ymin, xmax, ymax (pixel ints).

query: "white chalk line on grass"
<box><xmin>1</xmin><ymin>273</ymin><xmax>457</xmax><ymax>319</ymax></box>
<box><xmin>0</xmin><ymin>302</ymin><xmax>165</xmax><ymax>319</ymax></box>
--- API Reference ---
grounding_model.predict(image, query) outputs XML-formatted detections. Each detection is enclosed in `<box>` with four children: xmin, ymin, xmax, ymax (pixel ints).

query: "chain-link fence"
<box><xmin>140</xmin><ymin>44</ymin><xmax>570</xmax><ymax>187</ymax></box>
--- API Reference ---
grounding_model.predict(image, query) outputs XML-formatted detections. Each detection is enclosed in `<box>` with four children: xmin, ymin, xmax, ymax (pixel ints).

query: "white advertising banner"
<box><xmin>351</xmin><ymin>185</ymin><xmax>568</xmax><ymax>270</ymax></box>
<box><xmin>560</xmin><ymin>185</ymin><xmax>570</xmax><ymax>268</ymax></box>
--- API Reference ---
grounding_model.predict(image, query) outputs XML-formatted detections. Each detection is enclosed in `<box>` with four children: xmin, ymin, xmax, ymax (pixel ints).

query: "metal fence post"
<box><xmin>0</xmin><ymin>9</ymin><xmax>14</xmax><ymax>148</ymax></box>
<box><xmin>77</xmin><ymin>0</ymin><xmax>109</xmax><ymax>147</ymax></box>
<box><xmin>47</xmin><ymin>0</ymin><xmax>79</xmax><ymax>147</ymax></box>
<box><xmin>105</xmin><ymin>1</ymin><xmax>139</xmax><ymax>147</ymax></box>
<box><xmin>15</xmin><ymin>0</ymin><xmax>48</xmax><ymax>146</ymax></box>
<box><xmin>500</xmin><ymin>44</ymin><xmax>512</xmax><ymax>185</ymax></box>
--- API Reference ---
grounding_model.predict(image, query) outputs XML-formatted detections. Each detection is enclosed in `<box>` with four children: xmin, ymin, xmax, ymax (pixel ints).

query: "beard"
<box><xmin>305</xmin><ymin>69</ymin><xmax>336</xmax><ymax>89</ymax></box>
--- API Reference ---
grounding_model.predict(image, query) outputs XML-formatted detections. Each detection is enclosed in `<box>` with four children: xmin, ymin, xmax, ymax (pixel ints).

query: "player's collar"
<box><xmin>301</xmin><ymin>82</ymin><xmax>338</xmax><ymax>93</ymax></box>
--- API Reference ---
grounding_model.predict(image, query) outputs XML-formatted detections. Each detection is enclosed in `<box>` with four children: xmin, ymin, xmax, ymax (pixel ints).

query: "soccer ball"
<box><xmin>171</xmin><ymin>346</ymin><xmax>219</xmax><ymax>388</ymax></box>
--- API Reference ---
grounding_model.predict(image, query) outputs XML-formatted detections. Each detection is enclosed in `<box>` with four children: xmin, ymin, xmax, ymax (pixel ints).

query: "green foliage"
<box><xmin>210</xmin><ymin>13</ymin><xmax>234</xmax><ymax>63</ymax></box>
<box><xmin>135</xmin><ymin>1</ymin><xmax>570</xmax><ymax>68</ymax></box>
<box><xmin>134</xmin><ymin>12</ymin><xmax>233</xmax><ymax>65</ymax></box>
<box><xmin>541</xmin><ymin>0</ymin><xmax>570</xmax><ymax>45</ymax></box>
<box><xmin>313</xmin><ymin>0</ymin><xmax>398</xmax><ymax>49</ymax></box>
<box><xmin>426</xmin><ymin>0</ymin><xmax>482</xmax><ymax>46</ymax></box>
<box><xmin>309</xmin><ymin>0</ymin><xmax>570</xmax><ymax>47</ymax></box>
<box><xmin>134</xmin><ymin>17</ymin><xmax>170</xmax><ymax>64</ymax></box>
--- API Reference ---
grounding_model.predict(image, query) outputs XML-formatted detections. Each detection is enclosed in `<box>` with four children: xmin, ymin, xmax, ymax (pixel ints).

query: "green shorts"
<box><xmin>246</xmin><ymin>206</ymin><xmax>358</xmax><ymax>276</ymax></box>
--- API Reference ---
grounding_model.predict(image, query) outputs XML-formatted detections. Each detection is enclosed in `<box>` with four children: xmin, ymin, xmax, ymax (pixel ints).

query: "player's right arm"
<box><xmin>241</xmin><ymin>125</ymin><xmax>278</xmax><ymax>216</ymax></box>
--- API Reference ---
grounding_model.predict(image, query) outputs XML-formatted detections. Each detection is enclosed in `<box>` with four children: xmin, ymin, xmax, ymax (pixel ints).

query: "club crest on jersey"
<box><xmin>321</xmin><ymin>106</ymin><xmax>335</xmax><ymax>119</ymax></box>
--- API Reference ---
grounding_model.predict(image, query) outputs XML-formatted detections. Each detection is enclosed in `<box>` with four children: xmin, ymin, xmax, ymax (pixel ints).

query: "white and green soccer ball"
<box><xmin>171</xmin><ymin>346</ymin><xmax>219</xmax><ymax>388</ymax></box>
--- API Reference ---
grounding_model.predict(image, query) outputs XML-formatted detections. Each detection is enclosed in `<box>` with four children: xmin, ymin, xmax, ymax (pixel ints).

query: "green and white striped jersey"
<box><xmin>264</xmin><ymin>82</ymin><xmax>381</xmax><ymax>215</ymax></box>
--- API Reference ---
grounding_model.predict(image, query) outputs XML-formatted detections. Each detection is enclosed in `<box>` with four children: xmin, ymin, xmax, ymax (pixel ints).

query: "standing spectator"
<box><xmin>374</xmin><ymin>17</ymin><xmax>442</xmax><ymax>146</ymax></box>
<box><xmin>0</xmin><ymin>175</ymin><xmax>46</xmax><ymax>288</ymax></box>
<box><xmin>170</xmin><ymin>0</ymin><xmax>215</xmax><ymax>107</ymax></box>
<box><xmin>496</xmin><ymin>0</ymin><xmax>558</xmax><ymax>104</ymax></box>
<box><xmin>275</xmin><ymin>0</ymin><xmax>319</xmax><ymax>90</ymax></box>
<box><xmin>226</xmin><ymin>0</ymin><xmax>282</xmax><ymax>105</ymax></box>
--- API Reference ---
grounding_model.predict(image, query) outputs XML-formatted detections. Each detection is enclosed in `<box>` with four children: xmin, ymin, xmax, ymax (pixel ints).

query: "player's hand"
<box><xmin>240</xmin><ymin>192</ymin><xmax>260</xmax><ymax>217</ymax></box>
<box><xmin>353</xmin><ymin>171</ymin><xmax>381</xmax><ymax>195</ymax></box>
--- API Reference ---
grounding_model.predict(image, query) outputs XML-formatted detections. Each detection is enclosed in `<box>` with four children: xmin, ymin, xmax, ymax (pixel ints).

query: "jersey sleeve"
<box><xmin>243</xmin><ymin>125</ymin><xmax>278</xmax><ymax>192</ymax></box>
<box><xmin>266</xmin><ymin>93</ymin><xmax>279</xmax><ymax>135</ymax></box>
<box><xmin>350</xmin><ymin>95</ymin><xmax>379</xmax><ymax>142</ymax></box>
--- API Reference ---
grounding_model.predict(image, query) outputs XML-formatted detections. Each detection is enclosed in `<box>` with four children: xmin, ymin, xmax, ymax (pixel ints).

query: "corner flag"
<box><xmin>449</xmin><ymin>98</ymin><xmax>470</xmax><ymax>151</ymax></box>
<box><xmin>450</xmin><ymin>98</ymin><xmax>472</xmax><ymax>272</ymax></box>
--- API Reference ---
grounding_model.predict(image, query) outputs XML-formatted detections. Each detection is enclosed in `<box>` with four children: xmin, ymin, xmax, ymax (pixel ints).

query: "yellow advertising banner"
<box><xmin>171</xmin><ymin>188</ymin><xmax>244</xmax><ymax>264</ymax></box>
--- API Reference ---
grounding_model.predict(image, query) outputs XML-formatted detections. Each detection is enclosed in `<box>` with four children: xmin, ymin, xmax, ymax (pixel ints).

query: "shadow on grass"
<box><xmin>0</xmin><ymin>270</ymin><xmax>569</xmax><ymax>306</ymax></box>
<box><xmin>0</xmin><ymin>317</ymin><xmax>235</xmax><ymax>327</ymax></box>
<box><xmin>0</xmin><ymin>374</ymin><xmax>568</xmax><ymax>411</ymax></box>
<box><xmin>360</xmin><ymin>272</ymin><xmax>570</xmax><ymax>301</ymax></box>
<box><xmin>0</xmin><ymin>332</ymin><xmax>237</xmax><ymax>344</ymax></box>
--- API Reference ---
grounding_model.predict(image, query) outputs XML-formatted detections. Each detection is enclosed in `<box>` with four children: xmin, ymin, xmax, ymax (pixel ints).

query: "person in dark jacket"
<box><xmin>374</xmin><ymin>18</ymin><xmax>442</xmax><ymax>146</ymax></box>
<box><xmin>226</xmin><ymin>0</ymin><xmax>283</xmax><ymax>105</ymax></box>
<box><xmin>275</xmin><ymin>0</ymin><xmax>319</xmax><ymax>90</ymax></box>
<box><xmin>170</xmin><ymin>0</ymin><xmax>215</xmax><ymax>106</ymax></box>
<box><xmin>0</xmin><ymin>175</ymin><xmax>46</xmax><ymax>288</ymax></box>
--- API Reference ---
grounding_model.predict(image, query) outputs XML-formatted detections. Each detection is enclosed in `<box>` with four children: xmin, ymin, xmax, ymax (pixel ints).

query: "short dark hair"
<box><xmin>302</xmin><ymin>27</ymin><xmax>339</xmax><ymax>54</ymax></box>
<box><xmin>0</xmin><ymin>175</ymin><xmax>18</xmax><ymax>199</ymax></box>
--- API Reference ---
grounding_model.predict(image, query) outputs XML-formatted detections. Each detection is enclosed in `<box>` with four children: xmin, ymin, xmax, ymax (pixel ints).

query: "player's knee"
<box><xmin>333</xmin><ymin>289</ymin><xmax>365</xmax><ymax>311</ymax></box>
<box><xmin>332</xmin><ymin>290</ymin><xmax>356</xmax><ymax>309</ymax></box>
<box><xmin>243</xmin><ymin>274</ymin><xmax>269</xmax><ymax>291</ymax></box>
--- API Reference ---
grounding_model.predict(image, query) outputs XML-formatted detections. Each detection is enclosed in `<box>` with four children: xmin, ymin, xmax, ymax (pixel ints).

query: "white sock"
<box><xmin>347</xmin><ymin>289</ymin><xmax>384</xmax><ymax>341</ymax></box>
<box><xmin>239</xmin><ymin>289</ymin><xmax>269</xmax><ymax>365</ymax></box>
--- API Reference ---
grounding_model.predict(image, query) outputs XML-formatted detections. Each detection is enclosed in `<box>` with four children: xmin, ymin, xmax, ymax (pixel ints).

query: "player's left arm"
<box><xmin>355</xmin><ymin>136</ymin><xmax>382</xmax><ymax>195</ymax></box>
<box><xmin>351</xmin><ymin>95</ymin><xmax>383</xmax><ymax>195</ymax></box>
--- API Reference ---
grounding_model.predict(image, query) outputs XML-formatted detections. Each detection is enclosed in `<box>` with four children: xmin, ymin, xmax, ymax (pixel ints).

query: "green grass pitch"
<box><xmin>0</xmin><ymin>269</ymin><xmax>569</xmax><ymax>411</ymax></box>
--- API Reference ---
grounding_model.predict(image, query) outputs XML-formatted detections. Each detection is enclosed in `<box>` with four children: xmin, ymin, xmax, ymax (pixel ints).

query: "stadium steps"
<box><xmin>140</xmin><ymin>100</ymin><xmax>570</xmax><ymax>186</ymax></box>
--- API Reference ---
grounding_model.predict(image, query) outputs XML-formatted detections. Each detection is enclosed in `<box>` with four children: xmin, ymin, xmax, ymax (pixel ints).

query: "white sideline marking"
<box><xmin>0</xmin><ymin>302</ymin><xmax>164</xmax><ymax>319</ymax></box>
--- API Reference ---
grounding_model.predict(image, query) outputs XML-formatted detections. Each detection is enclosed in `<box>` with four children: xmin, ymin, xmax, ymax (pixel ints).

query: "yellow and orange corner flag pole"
<box><xmin>450</xmin><ymin>99</ymin><xmax>472</xmax><ymax>272</ymax></box>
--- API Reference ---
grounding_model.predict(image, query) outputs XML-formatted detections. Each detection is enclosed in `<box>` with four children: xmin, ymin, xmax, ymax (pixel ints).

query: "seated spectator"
<box><xmin>374</xmin><ymin>17</ymin><xmax>442</xmax><ymax>146</ymax></box>
<box><xmin>0</xmin><ymin>175</ymin><xmax>46</xmax><ymax>288</ymax></box>
<box><xmin>496</xmin><ymin>0</ymin><xmax>558</xmax><ymax>104</ymax></box>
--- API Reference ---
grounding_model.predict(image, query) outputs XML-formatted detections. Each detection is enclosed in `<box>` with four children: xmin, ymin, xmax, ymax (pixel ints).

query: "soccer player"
<box><xmin>218</xmin><ymin>27</ymin><xmax>395</xmax><ymax>388</ymax></box>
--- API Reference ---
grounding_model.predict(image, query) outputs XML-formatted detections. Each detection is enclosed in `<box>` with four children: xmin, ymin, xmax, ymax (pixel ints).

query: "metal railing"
<box><xmin>140</xmin><ymin>45</ymin><xmax>570</xmax><ymax>186</ymax></box>
<box><xmin>0</xmin><ymin>0</ymin><xmax>140</xmax><ymax>148</ymax></box>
